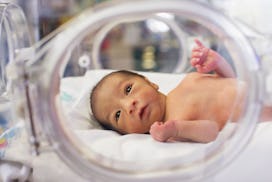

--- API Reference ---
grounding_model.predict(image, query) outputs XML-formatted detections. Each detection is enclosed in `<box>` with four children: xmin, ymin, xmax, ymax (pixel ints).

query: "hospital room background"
<box><xmin>0</xmin><ymin>0</ymin><xmax>272</xmax><ymax>182</ymax></box>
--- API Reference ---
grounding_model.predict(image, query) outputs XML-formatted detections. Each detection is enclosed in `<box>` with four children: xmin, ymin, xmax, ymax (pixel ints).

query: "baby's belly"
<box><xmin>204</xmin><ymin>82</ymin><xmax>246</xmax><ymax>129</ymax></box>
<box><xmin>190</xmin><ymin>92</ymin><xmax>242</xmax><ymax>129</ymax></box>
<box><xmin>166</xmin><ymin>78</ymin><xmax>246</xmax><ymax>129</ymax></box>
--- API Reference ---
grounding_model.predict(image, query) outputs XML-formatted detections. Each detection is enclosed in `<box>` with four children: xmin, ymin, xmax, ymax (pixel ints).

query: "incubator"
<box><xmin>0</xmin><ymin>0</ymin><xmax>272</xmax><ymax>181</ymax></box>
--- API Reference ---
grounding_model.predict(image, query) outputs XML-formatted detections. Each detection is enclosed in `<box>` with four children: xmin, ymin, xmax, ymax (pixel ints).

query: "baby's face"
<box><xmin>93</xmin><ymin>73</ymin><xmax>166</xmax><ymax>134</ymax></box>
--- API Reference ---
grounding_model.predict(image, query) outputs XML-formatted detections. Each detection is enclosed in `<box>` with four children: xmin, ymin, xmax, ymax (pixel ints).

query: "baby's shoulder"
<box><xmin>186</xmin><ymin>72</ymin><xmax>213</xmax><ymax>77</ymax></box>
<box><xmin>185</xmin><ymin>72</ymin><xmax>203</xmax><ymax>79</ymax></box>
<box><xmin>180</xmin><ymin>72</ymin><xmax>203</xmax><ymax>83</ymax></box>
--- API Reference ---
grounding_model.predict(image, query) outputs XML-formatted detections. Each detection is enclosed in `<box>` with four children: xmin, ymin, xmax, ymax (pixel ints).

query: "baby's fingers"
<box><xmin>192</xmin><ymin>46</ymin><xmax>203</xmax><ymax>52</ymax></box>
<box><xmin>194</xmin><ymin>39</ymin><xmax>205</xmax><ymax>48</ymax></box>
<box><xmin>191</xmin><ymin>57</ymin><xmax>201</xmax><ymax>66</ymax></box>
<box><xmin>150</xmin><ymin>122</ymin><xmax>163</xmax><ymax>131</ymax></box>
<box><xmin>196</xmin><ymin>59</ymin><xmax>216</xmax><ymax>73</ymax></box>
<box><xmin>191</xmin><ymin>48</ymin><xmax>208</xmax><ymax>67</ymax></box>
<box><xmin>196</xmin><ymin>65</ymin><xmax>208</xmax><ymax>73</ymax></box>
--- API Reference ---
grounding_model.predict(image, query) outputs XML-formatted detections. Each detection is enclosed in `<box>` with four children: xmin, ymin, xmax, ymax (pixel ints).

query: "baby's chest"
<box><xmin>166</xmin><ymin>89</ymin><xmax>218</xmax><ymax>121</ymax></box>
<box><xmin>166</xmin><ymin>95</ymin><xmax>198</xmax><ymax>121</ymax></box>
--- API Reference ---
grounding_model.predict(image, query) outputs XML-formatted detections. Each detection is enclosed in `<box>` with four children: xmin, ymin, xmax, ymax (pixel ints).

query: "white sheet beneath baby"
<box><xmin>60</xmin><ymin>69</ymin><xmax>271</xmax><ymax>163</ymax></box>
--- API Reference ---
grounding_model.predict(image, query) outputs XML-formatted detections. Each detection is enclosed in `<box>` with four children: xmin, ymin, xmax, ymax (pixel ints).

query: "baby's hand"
<box><xmin>190</xmin><ymin>39</ymin><xmax>219</xmax><ymax>73</ymax></box>
<box><xmin>149</xmin><ymin>120</ymin><xmax>177</xmax><ymax>142</ymax></box>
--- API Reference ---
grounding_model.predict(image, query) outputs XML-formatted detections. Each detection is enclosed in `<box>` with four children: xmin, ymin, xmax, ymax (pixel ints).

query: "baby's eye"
<box><xmin>115</xmin><ymin>110</ymin><xmax>121</xmax><ymax>122</ymax></box>
<box><xmin>125</xmin><ymin>85</ymin><xmax>132</xmax><ymax>95</ymax></box>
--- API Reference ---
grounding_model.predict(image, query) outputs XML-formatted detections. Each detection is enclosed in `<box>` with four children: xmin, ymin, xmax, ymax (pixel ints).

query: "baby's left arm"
<box><xmin>190</xmin><ymin>39</ymin><xmax>235</xmax><ymax>78</ymax></box>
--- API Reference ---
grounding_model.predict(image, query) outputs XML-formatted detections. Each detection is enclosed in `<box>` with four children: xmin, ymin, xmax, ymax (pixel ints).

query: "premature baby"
<box><xmin>90</xmin><ymin>39</ymin><xmax>247</xmax><ymax>143</ymax></box>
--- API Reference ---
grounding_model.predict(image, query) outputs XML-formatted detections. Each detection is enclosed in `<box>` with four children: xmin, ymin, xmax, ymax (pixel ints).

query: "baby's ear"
<box><xmin>151</xmin><ymin>82</ymin><xmax>159</xmax><ymax>90</ymax></box>
<box><xmin>144</xmin><ymin>77</ymin><xmax>159</xmax><ymax>90</ymax></box>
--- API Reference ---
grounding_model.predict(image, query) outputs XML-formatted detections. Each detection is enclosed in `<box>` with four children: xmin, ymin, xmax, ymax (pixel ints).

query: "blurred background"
<box><xmin>5</xmin><ymin>0</ymin><xmax>272</xmax><ymax>74</ymax></box>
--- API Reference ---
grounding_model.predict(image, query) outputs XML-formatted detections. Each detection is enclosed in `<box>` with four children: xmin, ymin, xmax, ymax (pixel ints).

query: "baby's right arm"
<box><xmin>149</xmin><ymin>120</ymin><xmax>219</xmax><ymax>143</ymax></box>
<box><xmin>190</xmin><ymin>39</ymin><xmax>235</xmax><ymax>78</ymax></box>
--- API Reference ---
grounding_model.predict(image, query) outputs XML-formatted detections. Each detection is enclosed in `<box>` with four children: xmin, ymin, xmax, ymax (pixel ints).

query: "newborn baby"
<box><xmin>90</xmin><ymin>39</ymin><xmax>256</xmax><ymax>143</ymax></box>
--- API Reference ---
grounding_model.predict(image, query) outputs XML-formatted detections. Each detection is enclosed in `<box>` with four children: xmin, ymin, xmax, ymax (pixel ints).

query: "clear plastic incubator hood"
<box><xmin>0</xmin><ymin>0</ymin><xmax>272</xmax><ymax>182</ymax></box>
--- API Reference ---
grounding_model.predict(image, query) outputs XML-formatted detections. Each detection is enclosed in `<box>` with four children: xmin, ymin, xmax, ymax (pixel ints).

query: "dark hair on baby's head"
<box><xmin>90</xmin><ymin>70</ymin><xmax>144</xmax><ymax>130</ymax></box>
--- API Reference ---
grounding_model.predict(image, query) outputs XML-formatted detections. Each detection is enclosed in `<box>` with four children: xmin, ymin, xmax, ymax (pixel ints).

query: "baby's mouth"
<box><xmin>139</xmin><ymin>105</ymin><xmax>148</xmax><ymax>120</ymax></box>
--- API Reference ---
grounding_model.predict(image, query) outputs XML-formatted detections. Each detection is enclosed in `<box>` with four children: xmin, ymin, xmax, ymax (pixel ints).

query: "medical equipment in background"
<box><xmin>0</xmin><ymin>0</ymin><xmax>272</xmax><ymax>181</ymax></box>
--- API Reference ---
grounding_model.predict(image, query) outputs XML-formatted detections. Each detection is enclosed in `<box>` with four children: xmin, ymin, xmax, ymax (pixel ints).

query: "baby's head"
<box><xmin>90</xmin><ymin>70</ymin><xmax>166</xmax><ymax>134</ymax></box>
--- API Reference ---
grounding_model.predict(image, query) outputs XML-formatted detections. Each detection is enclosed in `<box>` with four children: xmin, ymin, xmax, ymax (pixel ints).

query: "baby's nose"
<box><xmin>127</xmin><ymin>99</ymin><xmax>137</xmax><ymax>114</ymax></box>
<box><xmin>130</xmin><ymin>101</ymin><xmax>136</xmax><ymax>114</ymax></box>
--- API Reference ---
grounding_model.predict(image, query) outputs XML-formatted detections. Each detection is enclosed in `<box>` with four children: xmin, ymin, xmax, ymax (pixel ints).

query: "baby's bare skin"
<box><xmin>149</xmin><ymin>40</ymin><xmax>243</xmax><ymax>142</ymax></box>
<box><xmin>150</xmin><ymin>72</ymin><xmax>244</xmax><ymax>142</ymax></box>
